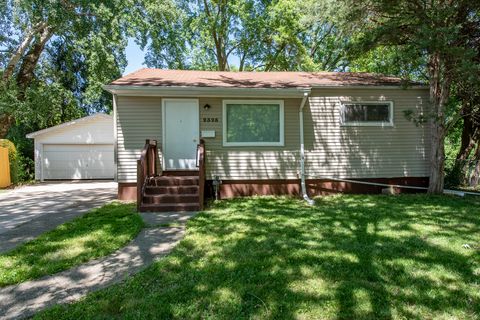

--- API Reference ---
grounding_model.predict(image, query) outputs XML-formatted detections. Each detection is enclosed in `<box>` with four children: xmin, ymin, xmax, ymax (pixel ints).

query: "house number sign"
<box><xmin>203</xmin><ymin>117</ymin><xmax>219</xmax><ymax>123</ymax></box>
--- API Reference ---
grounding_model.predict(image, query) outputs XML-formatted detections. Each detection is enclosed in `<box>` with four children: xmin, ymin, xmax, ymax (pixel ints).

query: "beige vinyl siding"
<box><xmin>303</xmin><ymin>88</ymin><xmax>430</xmax><ymax>179</ymax></box>
<box><xmin>115</xmin><ymin>88</ymin><xmax>430</xmax><ymax>183</ymax></box>
<box><xmin>116</xmin><ymin>96</ymin><xmax>162</xmax><ymax>182</ymax></box>
<box><xmin>200</xmin><ymin>97</ymin><xmax>300</xmax><ymax>180</ymax></box>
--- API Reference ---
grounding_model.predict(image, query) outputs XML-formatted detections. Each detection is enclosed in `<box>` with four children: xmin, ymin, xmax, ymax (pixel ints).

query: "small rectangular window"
<box><xmin>341</xmin><ymin>102</ymin><xmax>393</xmax><ymax>126</ymax></box>
<box><xmin>223</xmin><ymin>100</ymin><xmax>284</xmax><ymax>146</ymax></box>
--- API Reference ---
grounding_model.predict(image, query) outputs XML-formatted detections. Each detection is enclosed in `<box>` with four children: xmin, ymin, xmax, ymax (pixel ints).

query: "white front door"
<box><xmin>163</xmin><ymin>99</ymin><xmax>199</xmax><ymax>170</ymax></box>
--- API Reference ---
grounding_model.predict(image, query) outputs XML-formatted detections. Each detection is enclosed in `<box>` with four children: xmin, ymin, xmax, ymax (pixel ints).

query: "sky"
<box><xmin>123</xmin><ymin>38</ymin><xmax>146</xmax><ymax>75</ymax></box>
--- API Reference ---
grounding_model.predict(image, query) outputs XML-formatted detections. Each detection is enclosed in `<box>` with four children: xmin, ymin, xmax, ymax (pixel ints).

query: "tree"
<box><xmin>0</xmin><ymin>0</ymin><xmax>131</xmax><ymax>138</ymax></box>
<box><xmin>139</xmin><ymin>0</ymin><xmax>313</xmax><ymax>71</ymax></box>
<box><xmin>349</xmin><ymin>45</ymin><xmax>427</xmax><ymax>81</ymax></box>
<box><xmin>299</xmin><ymin>0</ymin><xmax>350</xmax><ymax>71</ymax></box>
<box><xmin>334</xmin><ymin>0</ymin><xmax>480</xmax><ymax>193</ymax></box>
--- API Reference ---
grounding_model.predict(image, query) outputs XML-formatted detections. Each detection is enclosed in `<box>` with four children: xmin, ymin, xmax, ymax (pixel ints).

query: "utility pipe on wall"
<box><xmin>299</xmin><ymin>91</ymin><xmax>315</xmax><ymax>205</ymax></box>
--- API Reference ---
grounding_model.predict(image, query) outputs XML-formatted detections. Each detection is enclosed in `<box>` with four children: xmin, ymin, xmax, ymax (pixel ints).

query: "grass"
<box><xmin>0</xmin><ymin>202</ymin><xmax>143</xmax><ymax>287</ymax></box>
<box><xmin>36</xmin><ymin>195</ymin><xmax>480</xmax><ymax>320</ymax></box>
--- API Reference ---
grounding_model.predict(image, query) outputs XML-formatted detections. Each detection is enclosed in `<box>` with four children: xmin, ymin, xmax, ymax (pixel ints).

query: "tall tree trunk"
<box><xmin>16</xmin><ymin>26</ymin><xmax>53</xmax><ymax>92</ymax></box>
<box><xmin>454</xmin><ymin>102</ymin><xmax>480</xmax><ymax>185</ymax></box>
<box><xmin>0</xmin><ymin>25</ymin><xmax>53</xmax><ymax>138</ymax></box>
<box><xmin>2</xmin><ymin>22</ymin><xmax>48</xmax><ymax>82</ymax></box>
<box><xmin>0</xmin><ymin>114</ymin><xmax>15</xmax><ymax>138</ymax></box>
<box><xmin>469</xmin><ymin>145</ymin><xmax>480</xmax><ymax>187</ymax></box>
<box><xmin>456</xmin><ymin>105</ymin><xmax>476</xmax><ymax>161</ymax></box>
<box><xmin>427</xmin><ymin>53</ymin><xmax>451</xmax><ymax>194</ymax></box>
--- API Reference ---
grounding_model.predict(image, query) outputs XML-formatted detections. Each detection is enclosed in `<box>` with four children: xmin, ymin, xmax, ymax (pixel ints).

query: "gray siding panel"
<box><xmin>117</xmin><ymin>96</ymin><xmax>162</xmax><ymax>182</ymax></box>
<box><xmin>303</xmin><ymin>89</ymin><xmax>430</xmax><ymax>179</ymax></box>
<box><xmin>116</xmin><ymin>88</ymin><xmax>430</xmax><ymax>183</ymax></box>
<box><xmin>200</xmin><ymin>97</ymin><xmax>301</xmax><ymax>179</ymax></box>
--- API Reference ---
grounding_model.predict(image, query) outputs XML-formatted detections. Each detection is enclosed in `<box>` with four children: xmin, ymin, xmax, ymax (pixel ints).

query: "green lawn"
<box><xmin>37</xmin><ymin>195</ymin><xmax>479</xmax><ymax>320</ymax></box>
<box><xmin>0</xmin><ymin>202</ymin><xmax>143</xmax><ymax>287</ymax></box>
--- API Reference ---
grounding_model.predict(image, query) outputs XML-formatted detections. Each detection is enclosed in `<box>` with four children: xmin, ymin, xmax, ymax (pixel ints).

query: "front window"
<box><xmin>341</xmin><ymin>102</ymin><xmax>393</xmax><ymax>126</ymax></box>
<box><xmin>223</xmin><ymin>100</ymin><xmax>284</xmax><ymax>146</ymax></box>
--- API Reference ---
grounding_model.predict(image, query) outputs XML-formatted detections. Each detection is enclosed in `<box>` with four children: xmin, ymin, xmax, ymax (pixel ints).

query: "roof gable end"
<box><xmin>26</xmin><ymin>113</ymin><xmax>112</xmax><ymax>138</ymax></box>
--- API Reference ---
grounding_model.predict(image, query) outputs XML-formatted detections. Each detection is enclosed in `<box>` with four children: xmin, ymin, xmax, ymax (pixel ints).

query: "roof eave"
<box><xmin>104</xmin><ymin>83</ymin><xmax>429</xmax><ymax>97</ymax></box>
<box><xmin>103</xmin><ymin>85</ymin><xmax>312</xmax><ymax>98</ymax></box>
<box><xmin>310</xmin><ymin>84</ymin><xmax>429</xmax><ymax>90</ymax></box>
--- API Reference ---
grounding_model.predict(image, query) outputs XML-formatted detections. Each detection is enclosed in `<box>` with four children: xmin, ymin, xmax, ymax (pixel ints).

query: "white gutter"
<box><xmin>299</xmin><ymin>92</ymin><xmax>315</xmax><ymax>205</ymax></box>
<box><xmin>103</xmin><ymin>85</ymin><xmax>310</xmax><ymax>98</ymax></box>
<box><xmin>310</xmin><ymin>85</ymin><xmax>429</xmax><ymax>90</ymax></box>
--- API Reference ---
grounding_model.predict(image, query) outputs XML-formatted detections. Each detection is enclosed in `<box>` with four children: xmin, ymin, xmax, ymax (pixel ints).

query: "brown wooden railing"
<box><xmin>137</xmin><ymin>139</ymin><xmax>158</xmax><ymax>211</ymax></box>
<box><xmin>196</xmin><ymin>139</ymin><xmax>206</xmax><ymax>210</ymax></box>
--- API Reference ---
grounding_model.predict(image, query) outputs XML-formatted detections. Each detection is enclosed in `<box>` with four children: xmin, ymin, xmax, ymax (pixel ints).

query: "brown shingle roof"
<box><xmin>110</xmin><ymin>68</ymin><xmax>419</xmax><ymax>88</ymax></box>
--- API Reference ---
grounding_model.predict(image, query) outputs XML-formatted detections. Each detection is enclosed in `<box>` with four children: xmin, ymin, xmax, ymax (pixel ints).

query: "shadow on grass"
<box><xmin>0</xmin><ymin>202</ymin><xmax>143</xmax><ymax>287</ymax></box>
<box><xmin>38</xmin><ymin>195</ymin><xmax>480</xmax><ymax>319</ymax></box>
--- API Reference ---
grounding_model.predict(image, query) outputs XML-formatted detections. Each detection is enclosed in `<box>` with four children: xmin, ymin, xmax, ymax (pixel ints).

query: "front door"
<box><xmin>163</xmin><ymin>99</ymin><xmax>199</xmax><ymax>170</ymax></box>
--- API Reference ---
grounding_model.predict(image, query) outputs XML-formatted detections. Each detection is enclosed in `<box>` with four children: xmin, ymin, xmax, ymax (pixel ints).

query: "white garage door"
<box><xmin>43</xmin><ymin>144</ymin><xmax>114</xmax><ymax>180</ymax></box>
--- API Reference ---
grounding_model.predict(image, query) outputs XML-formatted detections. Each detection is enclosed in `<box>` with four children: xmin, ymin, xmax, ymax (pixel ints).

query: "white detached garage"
<box><xmin>27</xmin><ymin>113</ymin><xmax>114</xmax><ymax>181</ymax></box>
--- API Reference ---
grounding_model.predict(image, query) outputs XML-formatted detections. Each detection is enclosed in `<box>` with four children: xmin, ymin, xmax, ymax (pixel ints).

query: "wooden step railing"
<box><xmin>196</xmin><ymin>139</ymin><xmax>206</xmax><ymax>210</ymax></box>
<box><xmin>137</xmin><ymin>139</ymin><xmax>158</xmax><ymax>211</ymax></box>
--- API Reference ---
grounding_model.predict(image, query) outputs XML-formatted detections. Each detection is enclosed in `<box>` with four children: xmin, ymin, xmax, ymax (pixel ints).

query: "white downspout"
<box><xmin>113</xmin><ymin>94</ymin><xmax>118</xmax><ymax>182</ymax></box>
<box><xmin>299</xmin><ymin>91</ymin><xmax>315</xmax><ymax>205</ymax></box>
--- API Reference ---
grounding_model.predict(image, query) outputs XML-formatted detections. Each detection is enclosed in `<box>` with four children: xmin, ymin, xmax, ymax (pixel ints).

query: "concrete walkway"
<box><xmin>0</xmin><ymin>182</ymin><xmax>116</xmax><ymax>254</ymax></box>
<box><xmin>0</xmin><ymin>211</ymin><xmax>197</xmax><ymax>320</ymax></box>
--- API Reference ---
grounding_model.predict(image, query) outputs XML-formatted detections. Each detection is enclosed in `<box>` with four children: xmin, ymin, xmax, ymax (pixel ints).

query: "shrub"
<box><xmin>17</xmin><ymin>153</ymin><xmax>35</xmax><ymax>181</ymax></box>
<box><xmin>0</xmin><ymin>139</ymin><xmax>20</xmax><ymax>184</ymax></box>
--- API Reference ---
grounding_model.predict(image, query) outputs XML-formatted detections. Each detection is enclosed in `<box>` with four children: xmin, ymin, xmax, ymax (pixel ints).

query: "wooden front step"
<box><xmin>162</xmin><ymin>170</ymin><xmax>199</xmax><ymax>176</ymax></box>
<box><xmin>144</xmin><ymin>185</ymin><xmax>199</xmax><ymax>195</ymax></box>
<box><xmin>141</xmin><ymin>173</ymin><xmax>201</xmax><ymax>212</ymax></box>
<box><xmin>143</xmin><ymin>193</ymin><xmax>199</xmax><ymax>204</ymax></box>
<box><xmin>140</xmin><ymin>203</ymin><xmax>200</xmax><ymax>212</ymax></box>
<box><xmin>147</xmin><ymin>176</ymin><xmax>199</xmax><ymax>186</ymax></box>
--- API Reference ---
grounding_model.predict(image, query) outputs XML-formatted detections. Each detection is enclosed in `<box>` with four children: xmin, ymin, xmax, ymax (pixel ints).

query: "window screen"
<box><xmin>224</xmin><ymin>101</ymin><xmax>283</xmax><ymax>146</ymax></box>
<box><xmin>343</xmin><ymin>103</ymin><xmax>392</xmax><ymax>124</ymax></box>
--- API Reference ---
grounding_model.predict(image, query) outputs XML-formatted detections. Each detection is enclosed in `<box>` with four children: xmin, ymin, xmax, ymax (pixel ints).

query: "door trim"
<box><xmin>162</xmin><ymin>98</ymin><xmax>200</xmax><ymax>170</ymax></box>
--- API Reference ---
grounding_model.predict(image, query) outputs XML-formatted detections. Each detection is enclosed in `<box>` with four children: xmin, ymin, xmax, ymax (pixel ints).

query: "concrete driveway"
<box><xmin>0</xmin><ymin>181</ymin><xmax>117</xmax><ymax>253</ymax></box>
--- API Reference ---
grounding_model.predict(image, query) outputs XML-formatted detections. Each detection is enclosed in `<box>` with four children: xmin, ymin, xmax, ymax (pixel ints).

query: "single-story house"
<box><xmin>27</xmin><ymin>113</ymin><xmax>114</xmax><ymax>181</ymax></box>
<box><xmin>105</xmin><ymin>69</ymin><xmax>430</xmax><ymax>211</ymax></box>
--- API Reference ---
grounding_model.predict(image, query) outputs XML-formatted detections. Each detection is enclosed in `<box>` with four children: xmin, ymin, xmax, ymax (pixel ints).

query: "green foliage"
<box><xmin>0</xmin><ymin>138</ymin><xmax>19</xmax><ymax>184</ymax></box>
<box><xmin>138</xmin><ymin>0</ymin><xmax>343</xmax><ymax>71</ymax></box>
<box><xmin>0</xmin><ymin>202</ymin><xmax>143</xmax><ymax>287</ymax></box>
<box><xmin>1</xmin><ymin>1</ymin><xmax>128</xmax><ymax>117</ymax></box>
<box><xmin>349</xmin><ymin>46</ymin><xmax>427</xmax><ymax>81</ymax></box>
<box><xmin>37</xmin><ymin>196</ymin><xmax>480</xmax><ymax>319</ymax></box>
<box><xmin>332</xmin><ymin>0</ymin><xmax>480</xmax><ymax>192</ymax></box>
<box><xmin>1</xmin><ymin>0</ymin><xmax>132</xmax><ymax>177</ymax></box>
<box><xmin>444</xmin><ymin>118</ymin><xmax>463</xmax><ymax>187</ymax></box>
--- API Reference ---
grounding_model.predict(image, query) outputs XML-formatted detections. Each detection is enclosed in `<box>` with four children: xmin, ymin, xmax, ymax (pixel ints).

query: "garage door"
<box><xmin>43</xmin><ymin>144</ymin><xmax>114</xmax><ymax>180</ymax></box>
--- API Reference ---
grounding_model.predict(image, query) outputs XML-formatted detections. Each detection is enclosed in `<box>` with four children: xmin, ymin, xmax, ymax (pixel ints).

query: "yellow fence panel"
<box><xmin>0</xmin><ymin>147</ymin><xmax>11</xmax><ymax>188</ymax></box>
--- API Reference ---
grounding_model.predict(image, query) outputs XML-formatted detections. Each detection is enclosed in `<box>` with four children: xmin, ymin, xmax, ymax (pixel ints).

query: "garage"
<box><xmin>42</xmin><ymin>144</ymin><xmax>114</xmax><ymax>180</ymax></box>
<box><xmin>27</xmin><ymin>114</ymin><xmax>114</xmax><ymax>181</ymax></box>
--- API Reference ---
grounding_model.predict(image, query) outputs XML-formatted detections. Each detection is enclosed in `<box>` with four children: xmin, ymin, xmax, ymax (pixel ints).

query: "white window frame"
<box><xmin>340</xmin><ymin>101</ymin><xmax>394</xmax><ymax>127</ymax></box>
<box><xmin>222</xmin><ymin>99</ymin><xmax>285</xmax><ymax>147</ymax></box>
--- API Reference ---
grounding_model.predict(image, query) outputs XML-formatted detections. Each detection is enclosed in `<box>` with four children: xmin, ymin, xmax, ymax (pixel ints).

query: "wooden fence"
<box><xmin>0</xmin><ymin>147</ymin><xmax>11</xmax><ymax>188</ymax></box>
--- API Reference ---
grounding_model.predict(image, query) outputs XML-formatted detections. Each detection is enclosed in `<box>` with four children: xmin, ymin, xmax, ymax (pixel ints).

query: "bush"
<box><xmin>17</xmin><ymin>153</ymin><xmax>35</xmax><ymax>181</ymax></box>
<box><xmin>444</xmin><ymin>159</ymin><xmax>463</xmax><ymax>188</ymax></box>
<box><xmin>0</xmin><ymin>139</ymin><xmax>20</xmax><ymax>184</ymax></box>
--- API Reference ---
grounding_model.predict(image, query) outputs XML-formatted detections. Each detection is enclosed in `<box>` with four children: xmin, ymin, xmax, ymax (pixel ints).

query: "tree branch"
<box><xmin>2</xmin><ymin>21</ymin><xmax>48</xmax><ymax>81</ymax></box>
